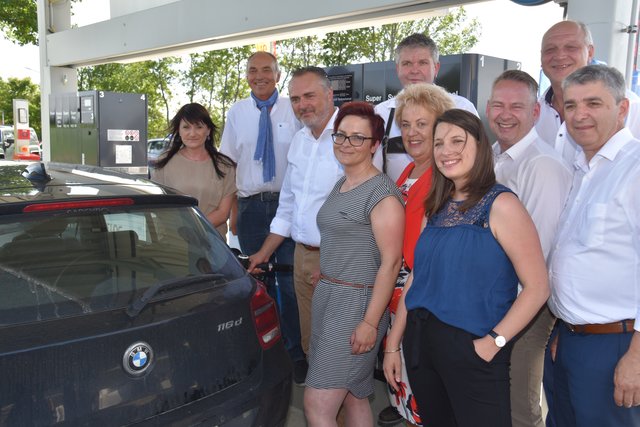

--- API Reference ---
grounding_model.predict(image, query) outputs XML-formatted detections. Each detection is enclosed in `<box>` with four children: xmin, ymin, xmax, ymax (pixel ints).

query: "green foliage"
<box><xmin>180</xmin><ymin>46</ymin><xmax>251</xmax><ymax>131</ymax></box>
<box><xmin>0</xmin><ymin>0</ymin><xmax>38</xmax><ymax>46</ymax></box>
<box><xmin>0</xmin><ymin>76</ymin><xmax>41</xmax><ymax>136</ymax></box>
<box><xmin>1</xmin><ymin>6</ymin><xmax>480</xmax><ymax>142</ymax></box>
<box><xmin>275</xmin><ymin>35</ymin><xmax>322</xmax><ymax>92</ymax></box>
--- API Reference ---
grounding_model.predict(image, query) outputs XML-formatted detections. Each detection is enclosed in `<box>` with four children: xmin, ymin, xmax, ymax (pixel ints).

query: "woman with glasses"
<box><xmin>304</xmin><ymin>101</ymin><xmax>404</xmax><ymax>426</ymax></box>
<box><xmin>383</xmin><ymin>109</ymin><xmax>549</xmax><ymax>427</ymax></box>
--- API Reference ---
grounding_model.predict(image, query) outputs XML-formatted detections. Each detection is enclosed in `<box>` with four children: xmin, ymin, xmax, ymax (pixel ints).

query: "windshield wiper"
<box><xmin>126</xmin><ymin>273</ymin><xmax>225</xmax><ymax>318</ymax></box>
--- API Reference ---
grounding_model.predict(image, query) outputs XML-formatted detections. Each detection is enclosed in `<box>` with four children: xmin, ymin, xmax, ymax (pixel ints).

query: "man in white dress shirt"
<box><xmin>488</xmin><ymin>69</ymin><xmax>572</xmax><ymax>427</ymax></box>
<box><xmin>249</xmin><ymin>67</ymin><xmax>343</xmax><ymax>369</ymax></box>
<box><xmin>547</xmin><ymin>64</ymin><xmax>640</xmax><ymax>427</ymax></box>
<box><xmin>536</xmin><ymin>20</ymin><xmax>640</xmax><ymax>162</ymax></box>
<box><xmin>220</xmin><ymin>51</ymin><xmax>306</xmax><ymax>382</ymax></box>
<box><xmin>374</xmin><ymin>33</ymin><xmax>478</xmax><ymax>182</ymax></box>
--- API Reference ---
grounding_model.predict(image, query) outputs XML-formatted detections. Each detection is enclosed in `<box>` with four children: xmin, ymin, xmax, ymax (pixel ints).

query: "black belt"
<box><xmin>241</xmin><ymin>192</ymin><xmax>280</xmax><ymax>202</ymax></box>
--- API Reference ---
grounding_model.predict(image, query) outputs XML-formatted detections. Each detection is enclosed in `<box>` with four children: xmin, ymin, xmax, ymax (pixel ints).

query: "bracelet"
<box><xmin>383</xmin><ymin>348</ymin><xmax>401</xmax><ymax>353</ymax></box>
<box><xmin>362</xmin><ymin>319</ymin><xmax>377</xmax><ymax>329</ymax></box>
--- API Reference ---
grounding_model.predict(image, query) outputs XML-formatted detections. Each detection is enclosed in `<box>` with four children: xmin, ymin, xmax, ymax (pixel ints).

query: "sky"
<box><xmin>0</xmin><ymin>0</ymin><xmax>563</xmax><ymax>92</ymax></box>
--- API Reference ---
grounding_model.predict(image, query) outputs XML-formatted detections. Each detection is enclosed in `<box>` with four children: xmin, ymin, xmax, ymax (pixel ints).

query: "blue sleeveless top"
<box><xmin>406</xmin><ymin>184</ymin><xmax>518</xmax><ymax>337</ymax></box>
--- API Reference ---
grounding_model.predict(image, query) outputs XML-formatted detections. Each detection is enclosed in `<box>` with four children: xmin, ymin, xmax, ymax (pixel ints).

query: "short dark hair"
<box><xmin>425</xmin><ymin>109</ymin><xmax>495</xmax><ymax>217</ymax></box>
<box><xmin>155</xmin><ymin>103</ymin><xmax>235</xmax><ymax>177</ymax></box>
<box><xmin>492</xmin><ymin>69</ymin><xmax>539</xmax><ymax>104</ymax></box>
<box><xmin>395</xmin><ymin>33</ymin><xmax>439</xmax><ymax>64</ymax></box>
<box><xmin>562</xmin><ymin>64</ymin><xmax>626</xmax><ymax>103</ymax></box>
<box><xmin>288</xmin><ymin>66</ymin><xmax>331</xmax><ymax>91</ymax></box>
<box><xmin>333</xmin><ymin>101</ymin><xmax>385</xmax><ymax>146</ymax></box>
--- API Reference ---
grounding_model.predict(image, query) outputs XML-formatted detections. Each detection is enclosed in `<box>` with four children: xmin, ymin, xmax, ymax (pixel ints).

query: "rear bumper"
<box><xmin>131</xmin><ymin>343</ymin><xmax>293</xmax><ymax>427</ymax></box>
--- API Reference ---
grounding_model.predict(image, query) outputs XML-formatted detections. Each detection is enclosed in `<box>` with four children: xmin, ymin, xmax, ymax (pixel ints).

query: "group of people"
<box><xmin>149</xmin><ymin>19</ymin><xmax>640</xmax><ymax>427</ymax></box>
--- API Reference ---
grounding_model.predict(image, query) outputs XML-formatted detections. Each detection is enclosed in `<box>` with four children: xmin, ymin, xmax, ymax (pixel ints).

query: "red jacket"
<box><xmin>396</xmin><ymin>163</ymin><xmax>432</xmax><ymax>270</ymax></box>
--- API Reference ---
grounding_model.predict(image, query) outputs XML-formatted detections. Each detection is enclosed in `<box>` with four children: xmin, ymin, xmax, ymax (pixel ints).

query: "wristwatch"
<box><xmin>488</xmin><ymin>330</ymin><xmax>506</xmax><ymax>348</ymax></box>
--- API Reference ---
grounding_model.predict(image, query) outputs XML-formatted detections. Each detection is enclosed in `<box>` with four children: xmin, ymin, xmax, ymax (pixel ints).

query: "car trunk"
<box><xmin>0</xmin><ymin>276</ymin><xmax>263</xmax><ymax>426</ymax></box>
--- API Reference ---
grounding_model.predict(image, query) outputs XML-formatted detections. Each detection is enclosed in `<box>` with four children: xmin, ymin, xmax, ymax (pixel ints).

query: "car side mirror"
<box><xmin>5</xmin><ymin>138</ymin><xmax>14</xmax><ymax>146</ymax></box>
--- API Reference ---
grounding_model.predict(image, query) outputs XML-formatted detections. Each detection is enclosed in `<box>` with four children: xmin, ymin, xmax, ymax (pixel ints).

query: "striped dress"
<box><xmin>307</xmin><ymin>173</ymin><xmax>403</xmax><ymax>398</ymax></box>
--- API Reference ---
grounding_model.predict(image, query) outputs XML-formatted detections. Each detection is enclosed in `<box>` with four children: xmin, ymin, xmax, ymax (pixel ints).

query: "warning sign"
<box><xmin>108</xmin><ymin>129</ymin><xmax>140</xmax><ymax>142</ymax></box>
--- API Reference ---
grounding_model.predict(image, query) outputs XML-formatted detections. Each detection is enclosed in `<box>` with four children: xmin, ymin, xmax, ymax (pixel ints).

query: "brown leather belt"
<box><xmin>565</xmin><ymin>319</ymin><xmax>635</xmax><ymax>334</ymax></box>
<box><xmin>320</xmin><ymin>274</ymin><xmax>374</xmax><ymax>289</ymax></box>
<box><xmin>301</xmin><ymin>243</ymin><xmax>319</xmax><ymax>251</ymax></box>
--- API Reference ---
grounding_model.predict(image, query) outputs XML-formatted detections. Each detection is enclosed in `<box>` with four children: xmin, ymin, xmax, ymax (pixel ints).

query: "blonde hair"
<box><xmin>394</xmin><ymin>83</ymin><xmax>455</xmax><ymax>126</ymax></box>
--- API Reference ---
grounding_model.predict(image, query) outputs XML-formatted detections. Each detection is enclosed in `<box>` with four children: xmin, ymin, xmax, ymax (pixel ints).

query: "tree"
<box><xmin>0</xmin><ymin>76</ymin><xmax>41</xmax><ymax>135</ymax></box>
<box><xmin>0</xmin><ymin>0</ymin><xmax>38</xmax><ymax>46</ymax></box>
<box><xmin>181</xmin><ymin>47</ymin><xmax>251</xmax><ymax>129</ymax></box>
<box><xmin>276</xmin><ymin>35</ymin><xmax>322</xmax><ymax>92</ymax></box>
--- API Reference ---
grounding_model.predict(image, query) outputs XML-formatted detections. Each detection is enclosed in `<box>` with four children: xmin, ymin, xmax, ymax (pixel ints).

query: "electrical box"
<box><xmin>50</xmin><ymin>91</ymin><xmax>148</xmax><ymax>175</ymax></box>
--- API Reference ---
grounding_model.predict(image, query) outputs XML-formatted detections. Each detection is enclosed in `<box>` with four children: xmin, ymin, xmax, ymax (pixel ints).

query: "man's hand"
<box><xmin>614</xmin><ymin>332</ymin><xmax>640</xmax><ymax>408</ymax></box>
<box><xmin>247</xmin><ymin>250</ymin><xmax>270</xmax><ymax>273</ymax></box>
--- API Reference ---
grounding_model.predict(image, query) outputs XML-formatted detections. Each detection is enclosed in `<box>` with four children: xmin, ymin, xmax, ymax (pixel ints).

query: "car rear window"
<box><xmin>0</xmin><ymin>205</ymin><xmax>243</xmax><ymax>325</ymax></box>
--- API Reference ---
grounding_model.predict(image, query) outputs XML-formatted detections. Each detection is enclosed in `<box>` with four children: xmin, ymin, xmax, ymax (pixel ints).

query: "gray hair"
<box><xmin>562</xmin><ymin>64</ymin><xmax>626</xmax><ymax>103</ymax></box>
<box><xmin>288</xmin><ymin>66</ymin><xmax>332</xmax><ymax>91</ymax></box>
<box><xmin>574</xmin><ymin>20</ymin><xmax>594</xmax><ymax>46</ymax></box>
<box><xmin>492</xmin><ymin>69</ymin><xmax>539</xmax><ymax>104</ymax></box>
<box><xmin>246</xmin><ymin>51</ymin><xmax>280</xmax><ymax>75</ymax></box>
<box><xmin>394</xmin><ymin>33</ymin><xmax>439</xmax><ymax>64</ymax></box>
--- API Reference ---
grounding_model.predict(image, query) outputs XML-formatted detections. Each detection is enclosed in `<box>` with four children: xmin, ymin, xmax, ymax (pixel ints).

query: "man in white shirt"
<box><xmin>487</xmin><ymin>70</ymin><xmax>572</xmax><ymax>427</ymax></box>
<box><xmin>537</xmin><ymin>20</ymin><xmax>640</xmax><ymax>162</ymax></box>
<box><xmin>374</xmin><ymin>33</ymin><xmax>478</xmax><ymax>182</ymax></box>
<box><xmin>249</xmin><ymin>67</ymin><xmax>343</xmax><ymax>370</ymax></box>
<box><xmin>220</xmin><ymin>51</ymin><xmax>306</xmax><ymax>382</ymax></box>
<box><xmin>547</xmin><ymin>64</ymin><xmax>640</xmax><ymax>427</ymax></box>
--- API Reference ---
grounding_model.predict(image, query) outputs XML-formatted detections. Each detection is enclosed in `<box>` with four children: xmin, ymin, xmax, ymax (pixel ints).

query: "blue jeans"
<box><xmin>237</xmin><ymin>196</ymin><xmax>304</xmax><ymax>362</ymax></box>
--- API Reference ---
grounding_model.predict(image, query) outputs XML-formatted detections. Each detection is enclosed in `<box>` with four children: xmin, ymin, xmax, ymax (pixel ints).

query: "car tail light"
<box><xmin>23</xmin><ymin>198</ymin><xmax>135</xmax><ymax>212</ymax></box>
<box><xmin>250</xmin><ymin>281</ymin><xmax>282</xmax><ymax>350</ymax></box>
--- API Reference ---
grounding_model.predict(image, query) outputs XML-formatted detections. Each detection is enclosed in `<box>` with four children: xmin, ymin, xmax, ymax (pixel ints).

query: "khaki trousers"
<box><xmin>510</xmin><ymin>305</ymin><xmax>556</xmax><ymax>427</ymax></box>
<box><xmin>293</xmin><ymin>243</ymin><xmax>320</xmax><ymax>356</ymax></box>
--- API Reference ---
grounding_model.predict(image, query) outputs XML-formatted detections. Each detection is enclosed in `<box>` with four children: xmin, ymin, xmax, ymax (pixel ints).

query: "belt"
<box><xmin>565</xmin><ymin>319</ymin><xmax>635</xmax><ymax>334</ymax></box>
<box><xmin>320</xmin><ymin>274</ymin><xmax>374</xmax><ymax>289</ymax></box>
<box><xmin>241</xmin><ymin>192</ymin><xmax>280</xmax><ymax>202</ymax></box>
<box><xmin>301</xmin><ymin>243</ymin><xmax>319</xmax><ymax>251</ymax></box>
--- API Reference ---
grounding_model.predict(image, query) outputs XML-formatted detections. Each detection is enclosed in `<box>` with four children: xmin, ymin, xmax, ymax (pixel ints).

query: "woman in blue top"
<box><xmin>383</xmin><ymin>109</ymin><xmax>550</xmax><ymax>427</ymax></box>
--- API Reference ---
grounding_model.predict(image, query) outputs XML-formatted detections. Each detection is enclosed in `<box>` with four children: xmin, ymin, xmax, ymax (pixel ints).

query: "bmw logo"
<box><xmin>123</xmin><ymin>342</ymin><xmax>154</xmax><ymax>376</ymax></box>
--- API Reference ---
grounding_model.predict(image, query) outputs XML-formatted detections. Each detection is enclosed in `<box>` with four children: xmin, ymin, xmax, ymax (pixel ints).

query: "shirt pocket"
<box><xmin>274</xmin><ymin>122</ymin><xmax>294</xmax><ymax>143</ymax></box>
<box><xmin>577</xmin><ymin>202</ymin><xmax>606</xmax><ymax>247</ymax></box>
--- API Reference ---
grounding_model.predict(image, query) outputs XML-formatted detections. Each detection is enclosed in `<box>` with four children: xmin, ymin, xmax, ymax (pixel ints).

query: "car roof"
<box><xmin>0</xmin><ymin>161</ymin><xmax>196</xmax><ymax>210</ymax></box>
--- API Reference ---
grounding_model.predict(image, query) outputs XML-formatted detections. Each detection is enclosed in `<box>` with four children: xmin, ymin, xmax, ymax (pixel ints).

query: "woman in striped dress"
<box><xmin>304</xmin><ymin>101</ymin><xmax>405</xmax><ymax>426</ymax></box>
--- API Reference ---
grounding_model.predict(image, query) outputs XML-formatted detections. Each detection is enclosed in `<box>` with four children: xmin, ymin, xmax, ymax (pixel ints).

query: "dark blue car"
<box><xmin>0</xmin><ymin>161</ymin><xmax>292</xmax><ymax>426</ymax></box>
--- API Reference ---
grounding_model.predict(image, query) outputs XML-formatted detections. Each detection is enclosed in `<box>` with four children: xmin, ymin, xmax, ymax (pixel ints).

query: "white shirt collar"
<box><xmin>492</xmin><ymin>127</ymin><xmax>539</xmax><ymax>160</ymax></box>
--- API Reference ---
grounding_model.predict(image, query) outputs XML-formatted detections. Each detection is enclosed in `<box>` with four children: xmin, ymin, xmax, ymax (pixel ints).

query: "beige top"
<box><xmin>151</xmin><ymin>152</ymin><xmax>236</xmax><ymax>237</ymax></box>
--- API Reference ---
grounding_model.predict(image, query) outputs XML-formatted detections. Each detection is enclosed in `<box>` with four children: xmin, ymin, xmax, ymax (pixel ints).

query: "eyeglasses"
<box><xmin>331</xmin><ymin>132</ymin><xmax>374</xmax><ymax>147</ymax></box>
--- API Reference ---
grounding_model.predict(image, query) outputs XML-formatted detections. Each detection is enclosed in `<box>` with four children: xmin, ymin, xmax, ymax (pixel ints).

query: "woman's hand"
<box><xmin>472</xmin><ymin>335</ymin><xmax>501</xmax><ymax>363</ymax></box>
<box><xmin>350</xmin><ymin>320</ymin><xmax>377</xmax><ymax>354</ymax></box>
<box><xmin>383</xmin><ymin>350</ymin><xmax>402</xmax><ymax>392</ymax></box>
